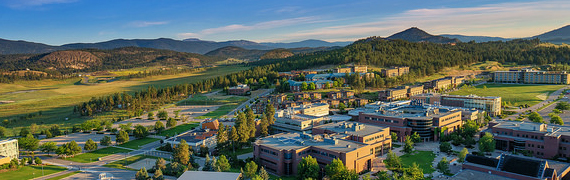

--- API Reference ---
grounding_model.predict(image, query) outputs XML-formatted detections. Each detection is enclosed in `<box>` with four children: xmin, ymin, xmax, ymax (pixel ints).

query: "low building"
<box><xmin>461</xmin><ymin>154</ymin><xmax>570</xmax><ymax>180</ymax></box>
<box><xmin>288</xmin><ymin>80</ymin><xmax>333</xmax><ymax>92</ymax></box>
<box><xmin>171</xmin><ymin>129</ymin><xmax>217</xmax><ymax>151</ymax></box>
<box><xmin>294</xmin><ymin>103</ymin><xmax>329</xmax><ymax>117</ymax></box>
<box><xmin>381</xmin><ymin>66</ymin><xmax>409</xmax><ymax>78</ymax></box>
<box><xmin>493</xmin><ymin>68</ymin><xmax>570</xmax><ymax>84</ymax></box>
<box><xmin>295</xmin><ymin>92</ymin><xmax>322</xmax><ymax>101</ymax></box>
<box><xmin>424</xmin><ymin>76</ymin><xmax>465</xmax><ymax>91</ymax></box>
<box><xmin>378</xmin><ymin>85</ymin><xmax>424</xmax><ymax>102</ymax></box>
<box><xmin>200</xmin><ymin>119</ymin><xmax>219</xmax><ymax>130</ymax></box>
<box><xmin>273</xmin><ymin>111</ymin><xmax>327</xmax><ymax>133</ymax></box>
<box><xmin>333</xmin><ymin>66</ymin><xmax>367</xmax><ymax>73</ymax></box>
<box><xmin>178</xmin><ymin>171</ymin><xmax>242</xmax><ymax>180</ymax></box>
<box><xmin>228</xmin><ymin>84</ymin><xmax>250</xmax><ymax>95</ymax></box>
<box><xmin>333</xmin><ymin>67</ymin><xmax>352</xmax><ymax>73</ymax></box>
<box><xmin>313</xmin><ymin>122</ymin><xmax>391</xmax><ymax>156</ymax></box>
<box><xmin>0</xmin><ymin>139</ymin><xmax>18</xmax><ymax>164</ymax></box>
<box><xmin>412</xmin><ymin>93</ymin><xmax>501</xmax><ymax>116</ymax></box>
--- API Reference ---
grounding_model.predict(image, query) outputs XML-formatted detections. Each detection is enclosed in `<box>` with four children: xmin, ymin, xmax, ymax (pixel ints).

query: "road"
<box><xmin>227</xmin><ymin>88</ymin><xmax>273</xmax><ymax>117</ymax></box>
<box><xmin>506</xmin><ymin>85</ymin><xmax>569</xmax><ymax>120</ymax></box>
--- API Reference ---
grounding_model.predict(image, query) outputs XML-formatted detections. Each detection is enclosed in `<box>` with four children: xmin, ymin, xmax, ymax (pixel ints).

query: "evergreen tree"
<box><xmin>100</xmin><ymin>135</ymin><xmax>112</xmax><ymax>146</ymax></box>
<box><xmin>437</xmin><ymin>157</ymin><xmax>450</xmax><ymax>174</ymax></box>
<box><xmin>403</xmin><ymin>136</ymin><xmax>414</xmax><ymax>153</ymax></box>
<box><xmin>84</xmin><ymin>139</ymin><xmax>98</xmax><ymax>151</ymax></box>
<box><xmin>258</xmin><ymin>166</ymin><xmax>269</xmax><ymax>180</ymax></box>
<box><xmin>152</xmin><ymin>168</ymin><xmax>164</xmax><ymax>180</ymax></box>
<box><xmin>479</xmin><ymin>132</ymin><xmax>496</xmax><ymax>153</ymax></box>
<box><xmin>155</xmin><ymin>158</ymin><xmax>166</xmax><ymax>171</ymax></box>
<box><xmin>134</xmin><ymin>124</ymin><xmax>149</xmax><ymax>139</ymax></box>
<box><xmin>298</xmin><ymin>155</ymin><xmax>319</xmax><ymax>180</ymax></box>
<box><xmin>154</xmin><ymin>121</ymin><xmax>165</xmax><ymax>132</ymax></box>
<box><xmin>135</xmin><ymin>167</ymin><xmax>150</xmax><ymax>180</ymax></box>
<box><xmin>260</xmin><ymin>113</ymin><xmax>269</xmax><ymax>136</ymax></box>
<box><xmin>116</xmin><ymin>130</ymin><xmax>129</xmax><ymax>144</ymax></box>
<box><xmin>216</xmin><ymin>155</ymin><xmax>231</xmax><ymax>172</ymax></box>
<box><xmin>166</xmin><ymin>118</ymin><xmax>177</xmax><ymax>128</ymax></box>
<box><xmin>244</xmin><ymin>161</ymin><xmax>258</xmax><ymax>179</ymax></box>
<box><xmin>173</xmin><ymin>140</ymin><xmax>190</xmax><ymax>165</ymax></box>
<box><xmin>458</xmin><ymin>148</ymin><xmax>469</xmax><ymax>163</ymax></box>
<box><xmin>39</xmin><ymin>141</ymin><xmax>57</xmax><ymax>155</ymax></box>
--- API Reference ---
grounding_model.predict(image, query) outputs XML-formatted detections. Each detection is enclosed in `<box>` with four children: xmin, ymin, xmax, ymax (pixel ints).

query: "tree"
<box><xmin>30</xmin><ymin>123</ymin><xmax>39</xmax><ymax>135</ymax></box>
<box><xmin>259</xmin><ymin>114</ymin><xmax>269</xmax><ymax>136</ymax></box>
<box><xmin>338</xmin><ymin>102</ymin><xmax>346</xmax><ymax>111</ymax></box>
<box><xmin>244</xmin><ymin>161</ymin><xmax>258</xmax><ymax>179</ymax></box>
<box><xmin>153</xmin><ymin>168</ymin><xmax>164</xmax><ymax>180</ymax></box>
<box><xmin>216</xmin><ymin>155</ymin><xmax>230</xmax><ymax>172</ymax></box>
<box><xmin>157</xmin><ymin>110</ymin><xmax>169</xmax><ymax>119</ymax></box>
<box><xmin>148</xmin><ymin>112</ymin><xmax>154</xmax><ymax>120</ymax></box>
<box><xmin>155</xmin><ymin>158</ymin><xmax>166</xmax><ymax>171</ymax></box>
<box><xmin>479</xmin><ymin>132</ymin><xmax>496</xmax><ymax>153</ymax></box>
<box><xmin>34</xmin><ymin>157</ymin><xmax>42</xmax><ymax>165</ymax></box>
<box><xmin>136</xmin><ymin>167</ymin><xmax>150</xmax><ymax>180</ymax></box>
<box><xmin>258</xmin><ymin>166</ymin><xmax>269</xmax><ymax>180</ymax></box>
<box><xmin>301</xmin><ymin>82</ymin><xmax>308</xmax><ymax>91</ymax></box>
<box><xmin>116</xmin><ymin>130</ymin><xmax>129</xmax><ymax>144</ymax></box>
<box><xmin>154</xmin><ymin>121</ymin><xmax>165</xmax><ymax>132</ymax></box>
<box><xmin>173</xmin><ymin>139</ymin><xmax>190</xmax><ymax>165</ymax></box>
<box><xmin>403</xmin><ymin>136</ymin><xmax>414</xmax><ymax>153</ymax></box>
<box><xmin>58</xmin><ymin>141</ymin><xmax>81</xmax><ymax>157</ymax></box>
<box><xmin>404</xmin><ymin>163</ymin><xmax>424</xmax><ymax>179</ymax></box>
<box><xmin>411</xmin><ymin>132</ymin><xmax>421</xmax><ymax>143</ymax></box>
<box><xmin>40</xmin><ymin>141</ymin><xmax>58</xmax><ymax>155</ymax></box>
<box><xmin>298</xmin><ymin>155</ymin><xmax>319</xmax><ymax>180</ymax></box>
<box><xmin>331</xmin><ymin>169</ymin><xmax>358</xmax><ymax>180</ymax></box>
<box><xmin>458</xmin><ymin>148</ymin><xmax>469</xmax><ymax>162</ymax></box>
<box><xmin>325</xmin><ymin>158</ymin><xmax>345</xmax><ymax>178</ymax></box>
<box><xmin>0</xmin><ymin>126</ymin><xmax>6</xmax><ymax>138</ymax></box>
<box><xmin>134</xmin><ymin>124</ymin><xmax>149</xmax><ymax>139</ymax></box>
<box><xmin>203</xmin><ymin>154</ymin><xmax>212</xmax><ymax>171</ymax></box>
<box><xmin>84</xmin><ymin>139</ymin><xmax>98</xmax><ymax>151</ymax></box>
<box><xmin>20</xmin><ymin>128</ymin><xmax>31</xmax><ymax>137</ymax></box>
<box><xmin>308</xmin><ymin>82</ymin><xmax>316</xmax><ymax>90</ymax></box>
<box><xmin>384</xmin><ymin>150</ymin><xmax>401</xmax><ymax>169</ymax></box>
<box><xmin>391</xmin><ymin>132</ymin><xmax>398</xmax><ymax>142</ymax></box>
<box><xmin>166</xmin><ymin>118</ymin><xmax>177</xmax><ymax>129</ymax></box>
<box><xmin>100</xmin><ymin>135</ymin><xmax>112</xmax><ymax>146</ymax></box>
<box><xmin>550</xmin><ymin>115</ymin><xmax>564</xmax><ymax>125</ymax></box>
<box><xmin>528</xmin><ymin>112</ymin><xmax>544</xmax><ymax>123</ymax></box>
<box><xmin>437</xmin><ymin>157</ymin><xmax>450</xmax><ymax>174</ymax></box>
<box><xmin>18</xmin><ymin>134</ymin><xmax>39</xmax><ymax>153</ymax></box>
<box><xmin>439</xmin><ymin>142</ymin><xmax>452</xmax><ymax>153</ymax></box>
<box><xmin>556</xmin><ymin>101</ymin><xmax>570</xmax><ymax>111</ymax></box>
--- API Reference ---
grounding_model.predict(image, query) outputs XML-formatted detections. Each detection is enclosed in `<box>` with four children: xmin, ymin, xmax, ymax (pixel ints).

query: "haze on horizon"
<box><xmin>0</xmin><ymin>0</ymin><xmax>569</xmax><ymax>45</ymax></box>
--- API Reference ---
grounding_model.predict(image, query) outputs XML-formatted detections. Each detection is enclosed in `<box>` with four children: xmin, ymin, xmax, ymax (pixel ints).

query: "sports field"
<box><xmin>0</xmin><ymin>65</ymin><xmax>248</xmax><ymax>135</ymax></box>
<box><xmin>450</xmin><ymin>83</ymin><xmax>566</xmax><ymax>107</ymax></box>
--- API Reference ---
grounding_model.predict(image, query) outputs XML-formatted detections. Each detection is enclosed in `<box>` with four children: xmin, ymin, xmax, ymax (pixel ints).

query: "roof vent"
<box><xmin>346</xmin><ymin>145</ymin><xmax>351</xmax><ymax>148</ymax></box>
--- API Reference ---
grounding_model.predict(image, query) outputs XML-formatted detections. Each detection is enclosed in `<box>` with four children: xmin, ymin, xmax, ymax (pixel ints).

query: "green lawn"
<box><xmin>118</xmin><ymin>137</ymin><xmax>160</xmax><ymax>149</ymax></box>
<box><xmin>195</xmin><ymin>104</ymin><xmax>242</xmax><ymax>119</ymax></box>
<box><xmin>157</xmin><ymin>122</ymin><xmax>199</xmax><ymax>137</ymax></box>
<box><xmin>450</xmin><ymin>83</ymin><xmax>566</xmax><ymax>107</ymax></box>
<box><xmin>46</xmin><ymin>171</ymin><xmax>80</xmax><ymax>180</ymax></box>
<box><xmin>0</xmin><ymin>165</ymin><xmax>67</xmax><ymax>180</ymax></box>
<box><xmin>0</xmin><ymin>65</ymin><xmax>249</xmax><ymax>136</ymax></box>
<box><xmin>182</xmin><ymin>93</ymin><xmax>248</xmax><ymax>119</ymax></box>
<box><xmin>103</xmin><ymin>155</ymin><xmax>160</xmax><ymax>171</ymax></box>
<box><xmin>66</xmin><ymin>147</ymin><xmax>132</xmax><ymax>163</ymax></box>
<box><xmin>400</xmin><ymin>151</ymin><xmax>436</xmax><ymax>174</ymax></box>
<box><xmin>222</xmin><ymin>147</ymin><xmax>254</xmax><ymax>157</ymax></box>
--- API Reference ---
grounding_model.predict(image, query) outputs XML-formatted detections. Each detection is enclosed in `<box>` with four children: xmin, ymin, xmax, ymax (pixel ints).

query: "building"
<box><xmin>312</xmin><ymin>122</ymin><xmax>391</xmax><ymax>153</ymax></box>
<box><xmin>200</xmin><ymin>119</ymin><xmax>219</xmax><ymax>130</ymax></box>
<box><xmin>333</xmin><ymin>67</ymin><xmax>352</xmax><ymax>73</ymax></box>
<box><xmin>356</xmin><ymin>100</ymin><xmax>462</xmax><ymax>141</ymax></box>
<box><xmin>295</xmin><ymin>92</ymin><xmax>322</xmax><ymax>101</ymax></box>
<box><xmin>273</xmin><ymin>111</ymin><xmax>327</xmax><ymax>133</ymax></box>
<box><xmin>171</xmin><ymin>129</ymin><xmax>217</xmax><ymax>151</ymax></box>
<box><xmin>460</xmin><ymin>154</ymin><xmax>570</xmax><ymax>180</ymax></box>
<box><xmin>333</xmin><ymin>66</ymin><xmax>367</xmax><ymax>73</ymax></box>
<box><xmin>178</xmin><ymin>171</ymin><xmax>242</xmax><ymax>180</ymax></box>
<box><xmin>0</xmin><ymin>139</ymin><xmax>18</xmax><ymax>165</ymax></box>
<box><xmin>228</xmin><ymin>84</ymin><xmax>250</xmax><ymax>95</ymax></box>
<box><xmin>327</xmin><ymin>90</ymin><xmax>355</xmax><ymax>100</ymax></box>
<box><xmin>493</xmin><ymin>69</ymin><xmax>570</xmax><ymax>84</ymax></box>
<box><xmin>253</xmin><ymin>127</ymin><xmax>389</xmax><ymax>176</ymax></box>
<box><xmin>288</xmin><ymin>80</ymin><xmax>333</xmax><ymax>92</ymax></box>
<box><xmin>378</xmin><ymin>85</ymin><xmax>424</xmax><ymax>102</ymax></box>
<box><xmin>486</xmin><ymin>120</ymin><xmax>570</xmax><ymax>159</ymax></box>
<box><xmin>423</xmin><ymin>76</ymin><xmax>465</xmax><ymax>91</ymax></box>
<box><xmin>381</xmin><ymin>66</ymin><xmax>409</xmax><ymax>78</ymax></box>
<box><xmin>412</xmin><ymin>93</ymin><xmax>501</xmax><ymax>116</ymax></box>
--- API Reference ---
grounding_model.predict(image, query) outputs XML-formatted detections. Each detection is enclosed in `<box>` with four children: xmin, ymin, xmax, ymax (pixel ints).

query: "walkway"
<box><xmin>227</xmin><ymin>89</ymin><xmax>273</xmax><ymax>117</ymax></box>
<box><xmin>31</xmin><ymin>170</ymin><xmax>76</xmax><ymax>180</ymax></box>
<box><xmin>507</xmin><ymin>85</ymin><xmax>569</xmax><ymax>119</ymax></box>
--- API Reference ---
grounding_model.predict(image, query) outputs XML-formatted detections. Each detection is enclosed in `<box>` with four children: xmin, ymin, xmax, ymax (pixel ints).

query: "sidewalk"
<box><xmin>31</xmin><ymin>170</ymin><xmax>76</xmax><ymax>180</ymax></box>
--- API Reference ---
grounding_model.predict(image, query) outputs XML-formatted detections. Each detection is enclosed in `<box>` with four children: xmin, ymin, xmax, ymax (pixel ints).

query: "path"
<box><xmin>31</xmin><ymin>170</ymin><xmax>76</xmax><ymax>180</ymax></box>
<box><xmin>506</xmin><ymin>85</ymin><xmax>569</xmax><ymax>120</ymax></box>
<box><xmin>227</xmin><ymin>89</ymin><xmax>273</xmax><ymax>117</ymax></box>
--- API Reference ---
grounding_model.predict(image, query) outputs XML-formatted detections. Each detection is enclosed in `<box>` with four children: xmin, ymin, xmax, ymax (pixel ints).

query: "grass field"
<box><xmin>46</xmin><ymin>171</ymin><xmax>80</xmax><ymax>180</ymax></box>
<box><xmin>157</xmin><ymin>122</ymin><xmax>199</xmax><ymax>137</ymax></box>
<box><xmin>118</xmin><ymin>137</ymin><xmax>160</xmax><ymax>149</ymax></box>
<box><xmin>103</xmin><ymin>155</ymin><xmax>160</xmax><ymax>171</ymax></box>
<box><xmin>66</xmin><ymin>147</ymin><xmax>132</xmax><ymax>163</ymax></box>
<box><xmin>0</xmin><ymin>65</ymin><xmax>249</xmax><ymax>136</ymax></box>
<box><xmin>450</xmin><ymin>84</ymin><xmax>566</xmax><ymax>107</ymax></box>
<box><xmin>400</xmin><ymin>151</ymin><xmax>436</xmax><ymax>174</ymax></box>
<box><xmin>0</xmin><ymin>165</ymin><xmax>67</xmax><ymax>180</ymax></box>
<box><xmin>182</xmin><ymin>93</ymin><xmax>249</xmax><ymax>119</ymax></box>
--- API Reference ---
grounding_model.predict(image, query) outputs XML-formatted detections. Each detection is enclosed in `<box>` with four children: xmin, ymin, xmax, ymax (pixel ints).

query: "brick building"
<box><xmin>228</xmin><ymin>84</ymin><xmax>250</xmax><ymax>95</ymax></box>
<box><xmin>381</xmin><ymin>66</ymin><xmax>409</xmax><ymax>78</ymax></box>
<box><xmin>493</xmin><ymin>69</ymin><xmax>570</xmax><ymax>84</ymax></box>
<box><xmin>461</xmin><ymin>154</ymin><xmax>570</xmax><ymax>180</ymax></box>
<box><xmin>412</xmin><ymin>93</ymin><xmax>502</xmax><ymax>116</ymax></box>
<box><xmin>378</xmin><ymin>85</ymin><xmax>424</xmax><ymax>102</ymax></box>
<box><xmin>294</xmin><ymin>92</ymin><xmax>322</xmax><ymax>101</ymax></box>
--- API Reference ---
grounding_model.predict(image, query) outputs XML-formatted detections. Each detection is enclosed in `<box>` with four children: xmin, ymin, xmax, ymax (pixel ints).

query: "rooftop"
<box><xmin>178</xmin><ymin>171</ymin><xmax>241</xmax><ymax>180</ymax></box>
<box><xmin>175</xmin><ymin>129</ymin><xmax>217</xmax><ymax>143</ymax></box>
<box><xmin>441</xmin><ymin>94</ymin><xmax>501</xmax><ymax>100</ymax></box>
<box><xmin>0</xmin><ymin>139</ymin><xmax>17</xmax><ymax>144</ymax></box>
<box><xmin>255</xmin><ymin>132</ymin><xmax>367</xmax><ymax>152</ymax></box>
<box><xmin>314</xmin><ymin>121</ymin><xmax>388</xmax><ymax>137</ymax></box>
<box><xmin>491</xmin><ymin>120</ymin><xmax>570</xmax><ymax>137</ymax></box>
<box><xmin>451</xmin><ymin>169</ymin><xmax>514</xmax><ymax>180</ymax></box>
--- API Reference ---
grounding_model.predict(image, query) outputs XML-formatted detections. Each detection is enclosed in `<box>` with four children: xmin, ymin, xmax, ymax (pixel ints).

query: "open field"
<box><xmin>157</xmin><ymin>122</ymin><xmax>199</xmax><ymax>137</ymax></box>
<box><xmin>0</xmin><ymin>165</ymin><xmax>68</xmax><ymax>180</ymax></box>
<box><xmin>450</xmin><ymin>83</ymin><xmax>566</xmax><ymax>106</ymax></box>
<box><xmin>65</xmin><ymin>147</ymin><xmax>132</xmax><ymax>163</ymax></box>
<box><xmin>400</xmin><ymin>151</ymin><xmax>436</xmax><ymax>174</ymax></box>
<box><xmin>179</xmin><ymin>92</ymin><xmax>249</xmax><ymax>119</ymax></box>
<box><xmin>118</xmin><ymin>137</ymin><xmax>160</xmax><ymax>149</ymax></box>
<box><xmin>103</xmin><ymin>155</ymin><xmax>161</xmax><ymax>171</ymax></box>
<box><xmin>0</xmin><ymin>65</ymin><xmax>249</xmax><ymax>135</ymax></box>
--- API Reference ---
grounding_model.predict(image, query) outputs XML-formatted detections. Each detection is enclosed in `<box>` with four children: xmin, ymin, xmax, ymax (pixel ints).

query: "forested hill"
<box><xmin>0</xmin><ymin>47</ymin><xmax>224</xmax><ymax>75</ymax></box>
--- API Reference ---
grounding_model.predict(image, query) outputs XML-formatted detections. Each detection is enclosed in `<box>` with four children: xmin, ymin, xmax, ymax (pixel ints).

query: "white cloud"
<box><xmin>126</xmin><ymin>21</ymin><xmax>169</xmax><ymax>28</ymax></box>
<box><xmin>4</xmin><ymin>0</ymin><xmax>77</xmax><ymax>8</ymax></box>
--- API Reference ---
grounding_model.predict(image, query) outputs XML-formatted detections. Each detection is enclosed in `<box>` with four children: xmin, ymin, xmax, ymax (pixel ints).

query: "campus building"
<box><xmin>178</xmin><ymin>171</ymin><xmax>242</xmax><ymax>180</ymax></box>
<box><xmin>355</xmin><ymin>100</ymin><xmax>462</xmax><ymax>142</ymax></box>
<box><xmin>327</xmin><ymin>90</ymin><xmax>355</xmax><ymax>99</ymax></box>
<box><xmin>294</xmin><ymin>92</ymin><xmax>322</xmax><ymax>101</ymax></box>
<box><xmin>228</xmin><ymin>84</ymin><xmax>250</xmax><ymax>95</ymax></box>
<box><xmin>423</xmin><ymin>76</ymin><xmax>465</xmax><ymax>91</ymax></box>
<box><xmin>411</xmin><ymin>93</ymin><xmax>502</xmax><ymax>116</ymax></box>
<box><xmin>381</xmin><ymin>66</ymin><xmax>409</xmax><ymax>78</ymax></box>
<box><xmin>486</xmin><ymin>120</ymin><xmax>570</xmax><ymax>159</ymax></box>
<box><xmin>0</xmin><ymin>139</ymin><xmax>18</xmax><ymax>165</ymax></box>
<box><xmin>288</xmin><ymin>80</ymin><xmax>333</xmax><ymax>92</ymax></box>
<box><xmin>493</xmin><ymin>69</ymin><xmax>570</xmax><ymax>84</ymax></box>
<box><xmin>378</xmin><ymin>85</ymin><xmax>424</xmax><ymax>102</ymax></box>
<box><xmin>254</xmin><ymin>122</ymin><xmax>390</xmax><ymax>176</ymax></box>
<box><xmin>333</xmin><ymin>66</ymin><xmax>368</xmax><ymax>74</ymax></box>
<box><xmin>273</xmin><ymin>110</ymin><xmax>327</xmax><ymax>133</ymax></box>
<box><xmin>200</xmin><ymin>119</ymin><xmax>219</xmax><ymax>130</ymax></box>
<box><xmin>460</xmin><ymin>154</ymin><xmax>570</xmax><ymax>180</ymax></box>
<box><xmin>171</xmin><ymin>129</ymin><xmax>217</xmax><ymax>151</ymax></box>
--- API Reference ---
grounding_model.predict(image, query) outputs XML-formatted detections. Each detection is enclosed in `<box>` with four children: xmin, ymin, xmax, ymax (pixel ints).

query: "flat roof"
<box><xmin>451</xmin><ymin>169</ymin><xmax>515</xmax><ymax>180</ymax></box>
<box><xmin>178</xmin><ymin>171</ymin><xmax>241</xmax><ymax>180</ymax></box>
<box><xmin>255</xmin><ymin>132</ymin><xmax>367</xmax><ymax>152</ymax></box>
<box><xmin>314</xmin><ymin>121</ymin><xmax>388</xmax><ymax>137</ymax></box>
<box><xmin>492</xmin><ymin>120</ymin><xmax>570</xmax><ymax>137</ymax></box>
<box><xmin>0</xmin><ymin>139</ymin><xmax>17</xmax><ymax>144</ymax></box>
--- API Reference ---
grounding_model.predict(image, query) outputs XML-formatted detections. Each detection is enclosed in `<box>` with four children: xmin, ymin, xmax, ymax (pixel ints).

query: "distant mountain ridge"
<box><xmin>533</xmin><ymin>25</ymin><xmax>570</xmax><ymax>44</ymax></box>
<box><xmin>439</xmin><ymin>34</ymin><xmax>511</xmax><ymax>42</ymax></box>
<box><xmin>261</xmin><ymin>39</ymin><xmax>351</xmax><ymax>48</ymax></box>
<box><xmin>387</xmin><ymin>27</ymin><xmax>460</xmax><ymax>43</ymax></box>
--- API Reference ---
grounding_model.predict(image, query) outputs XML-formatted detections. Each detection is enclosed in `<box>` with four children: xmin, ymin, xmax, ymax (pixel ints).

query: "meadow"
<box><xmin>0</xmin><ymin>65</ymin><xmax>249</xmax><ymax>135</ymax></box>
<box><xmin>450</xmin><ymin>83</ymin><xmax>566</xmax><ymax>107</ymax></box>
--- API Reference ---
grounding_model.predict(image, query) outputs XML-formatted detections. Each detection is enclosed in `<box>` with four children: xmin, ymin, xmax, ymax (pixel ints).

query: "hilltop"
<box><xmin>534</xmin><ymin>25</ymin><xmax>570</xmax><ymax>44</ymax></box>
<box><xmin>387</xmin><ymin>27</ymin><xmax>460</xmax><ymax>43</ymax></box>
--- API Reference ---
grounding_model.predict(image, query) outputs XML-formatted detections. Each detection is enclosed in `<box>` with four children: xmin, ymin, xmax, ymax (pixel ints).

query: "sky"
<box><xmin>0</xmin><ymin>0</ymin><xmax>569</xmax><ymax>45</ymax></box>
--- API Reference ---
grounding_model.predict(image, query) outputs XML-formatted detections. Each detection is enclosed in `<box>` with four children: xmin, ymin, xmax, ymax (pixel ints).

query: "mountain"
<box><xmin>534</xmin><ymin>25</ymin><xmax>570</xmax><ymax>44</ymax></box>
<box><xmin>439</xmin><ymin>34</ymin><xmax>510</xmax><ymax>42</ymax></box>
<box><xmin>204</xmin><ymin>46</ymin><xmax>266</xmax><ymax>60</ymax></box>
<box><xmin>0</xmin><ymin>38</ymin><xmax>65</xmax><ymax>54</ymax></box>
<box><xmin>261</xmin><ymin>39</ymin><xmax>351</xmax><ymax>48</ymax></box>
<box><xmin>387</xmin><ymin>27</ymin><xmax>460</xmax><ymax>43</ymax></box>
<box><xmin>260</xmin><ymin>49</ymin><xmax>294</xmax><ymax>60</ymax></box>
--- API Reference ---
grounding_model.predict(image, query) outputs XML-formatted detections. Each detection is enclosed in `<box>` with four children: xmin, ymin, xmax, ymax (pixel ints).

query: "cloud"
<box><xmin>274</xmin><ymin>0</ymin><xmax>570</xmax><ymax>42</ymax></box>
<box><xmin>178</xmin><ymin>16</ymin><xmax>322</xmax><ymax>38</ymax></box>
<box><xmin>3</xmin><ymin>0</ymin><xmax>77</xmax><ymax>8</ymax></box>
<box><xmin>126</xmin><ymin>21</ymin><xmax>169</xmax><ymax>28</ymax></box>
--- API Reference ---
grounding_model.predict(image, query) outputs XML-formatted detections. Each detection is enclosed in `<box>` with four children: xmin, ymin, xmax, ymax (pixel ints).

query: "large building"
<box><xmin>356</xmin><ymin>100</ymin><xmax>462</xmax><ymax>141</ymax></box>
<box><xmin>493</xmin><ymin>69</ymin><xmax>570</xmax><ymax>84</ymax></box>
<box><xmin>460</xmin><ymin>154</ymin><xmax>570</xmax><ymax>180</ymax></box>
<box><xmin>273</xmin><ymin>111</ymin><xmax>327</xmax><ymax>133</ymax></box>
<box><xmin>378</xmin><ymin>85</ymin><xmax>424</xmax><ymax>102</ymax></box>
<box><xmin>288</xmin><ymin>80</ymin><xmax>333</xmax><ymax>92</ymax></box>
<box><xmin>381</xmin><ymin>66</ymin><xmax>409</xmax><ymax>78</ymax></box>
<box><xmin>424</xmin><ymin>76</ymin><xmax>465</xmax><ymax>91</ymax></box>
<box><xmin>333</xmin><ymin>66</ymin><xmax>368</xmax><ymax>73</ymax></box>
<box><xmin>487</xmin><ymin>120</ymin><xmax>570</xmax><ymax>159</ymax></box>
<box><xmin>0</xmin><ymin>139</ymin><xmax>18</xmax><ymax>165</ymax></box>
<box><xmin>228</xmin><ymin>84</ymin><xmax>250</xmax><ymax>95</ymax></box>
<box><xmin>292</xmin><ymin>103</ymin><xmax>330</xmax><ymax>117</ymax></box>
<box><xmin>253</xmin><ymin>122</ymin><xmax>390</xmax><ymax>176</ymax></box>
<box><xmin>412</xmin><ymin>93</ymin><xmax>502</xmax><ymax>116</ymax></box>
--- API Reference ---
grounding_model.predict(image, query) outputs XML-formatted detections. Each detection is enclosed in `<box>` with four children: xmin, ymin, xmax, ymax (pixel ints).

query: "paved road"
<box><xmin>227</xmin><ymin>88</ymin><xmax>273</xmax><ymax>117</ymax></box>
<box><xmin>506</xmin><ymin>85</ymin><xmax>569</xmax><ymax>120</ymax></box>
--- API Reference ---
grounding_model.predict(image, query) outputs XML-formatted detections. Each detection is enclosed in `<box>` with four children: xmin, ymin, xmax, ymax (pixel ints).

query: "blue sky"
<box><xmin>1</xmin><ymin>0</ymin><xmax>569</xmax><ymax>45</ymax></box>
